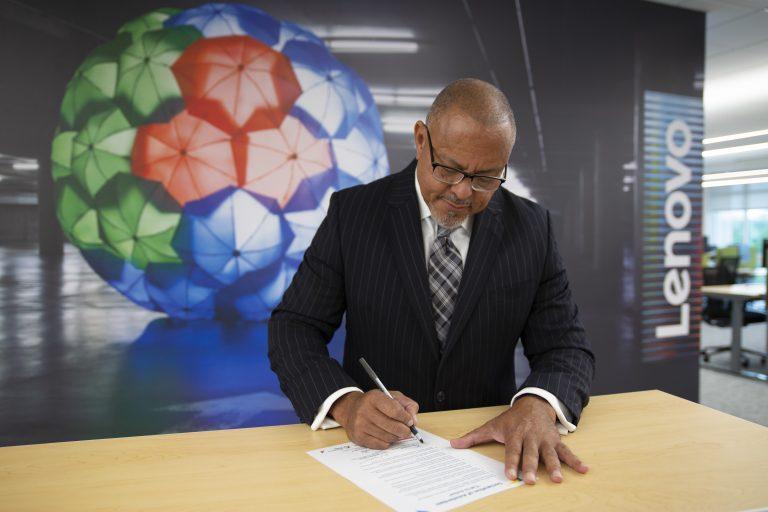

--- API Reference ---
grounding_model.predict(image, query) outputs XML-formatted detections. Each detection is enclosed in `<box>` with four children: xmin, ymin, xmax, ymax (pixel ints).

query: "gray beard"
<box><xmin>428</xmin><ymin>203</ymin><xmax>467</xmax><ymax>229</ymax></box>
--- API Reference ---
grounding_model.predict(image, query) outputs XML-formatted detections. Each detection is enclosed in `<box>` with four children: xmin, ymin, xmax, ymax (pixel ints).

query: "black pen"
<box><xmin>359</xmin><ymin>357</ymin><xmax>424</xmax><ymax>443</ymax></box>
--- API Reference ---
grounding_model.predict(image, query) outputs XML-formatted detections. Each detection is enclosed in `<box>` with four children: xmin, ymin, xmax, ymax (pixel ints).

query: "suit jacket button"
<box><xmin>436</xmin><ymin>391</ymin><xmax>445</xmax><ymax>403</ymax></box>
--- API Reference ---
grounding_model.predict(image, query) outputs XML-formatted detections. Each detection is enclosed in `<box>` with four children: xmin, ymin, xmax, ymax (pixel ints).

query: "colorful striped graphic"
<box><xmin>640</xmin><ymin>90</ymin><xmax>703</xmax><ymax>362</ymax></box>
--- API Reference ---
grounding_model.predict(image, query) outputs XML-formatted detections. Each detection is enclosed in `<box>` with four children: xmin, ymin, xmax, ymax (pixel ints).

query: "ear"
<box><xmin>414</xmin><ymin>121</ymin><xmax>426</xmax><ymax>160</ymax></box>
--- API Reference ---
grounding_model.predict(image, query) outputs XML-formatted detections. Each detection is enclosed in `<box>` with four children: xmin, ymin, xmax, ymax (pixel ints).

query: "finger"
<box><xmin>555</xmin><ymin>443</ymin><xmax>589</xmax><ymax>474</ymax></box>
<box><xmin>356</xmin><ymin>432</ymin><xmax>390</xmax><ymax>450</ymax></box>
<box><xmin>521</xmin><ymin>436</ymin><xmax>540</xmax><ymax>485</ymax></box>
<box><xmin>373</xmin><ymin>393</ymin><xmax>413</xmax><ymax>426</ymax></box>
<box><xmin>541</xmin><ymin>444</ymin><xmax>563</xmax><ymax>483</ymax></box>
<box><xmin>391</xmin><ymin>391</ymin><xmax>419</xmax><ymax>424</ymax></box>
<box><xmin>364</xmin><ymin>420</ymin><xmax>403</xmax><ymax>444</ymax></box>
<box><xmin>370</xmin><ymin>408</ymin><xmax>413</xmax><ymax>440</ymax></box>
<box><xmin>503</xmin><ymin>432</ymin><xmax>523</xmax><ymax>481</ymax></box>
<box><xmin>450</xmin><ymin>424</ymin><xmax>493</xmax><ymax>449</ymax></box>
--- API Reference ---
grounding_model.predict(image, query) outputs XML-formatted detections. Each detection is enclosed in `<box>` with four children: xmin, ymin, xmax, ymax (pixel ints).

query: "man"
<box><xmin>269</xmin><ymin>78</ymin><xmax>594</xmax><ymax>485</ymax></box>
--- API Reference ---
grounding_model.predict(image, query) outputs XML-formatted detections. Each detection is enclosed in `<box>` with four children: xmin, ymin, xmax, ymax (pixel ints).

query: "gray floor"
<box><xmin>699</xmin><ymin>321</ymin><xmax>768</xmax><ymax>427</ymax></box>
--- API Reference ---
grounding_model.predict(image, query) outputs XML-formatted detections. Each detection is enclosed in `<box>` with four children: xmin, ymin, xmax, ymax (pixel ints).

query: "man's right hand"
<box><xmin>330</xmin><ymin>390</ymin><xmax>419</xmax><ymax>449</ymax></box>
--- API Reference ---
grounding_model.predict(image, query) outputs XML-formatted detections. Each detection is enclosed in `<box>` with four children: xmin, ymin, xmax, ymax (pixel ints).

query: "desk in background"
<box><xmin>701</xmin><ymin>283</ymin><xmax>767</xmax><ymax>375</ymax></box>
<box><xmin>1</xmin><ymin>390</ymin><xmax>767</xmax><ymax>511</ymax></box>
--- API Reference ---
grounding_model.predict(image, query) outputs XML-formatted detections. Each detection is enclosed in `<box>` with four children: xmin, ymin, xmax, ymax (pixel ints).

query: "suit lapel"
<box><xmin>385</xmin><ymin>162</ymin><xmax>441</xmax><ymax>359</ymax></box>
<box><xmin>441</xmin><ymin>192</ymin><xmax>503</xmax><ymax>359</ymax></box>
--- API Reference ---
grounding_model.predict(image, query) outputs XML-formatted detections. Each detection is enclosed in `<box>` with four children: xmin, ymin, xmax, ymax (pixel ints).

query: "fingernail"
<box><xmin>553</xmin><ymin>470</ymin><xmax>562</xmax><ymax>481</ymax></box>
<box><xmin>407</xmin><ymin>419</ymin><xmax>414</xmax><ymax>427</ymax></box>
<box><xmin>506</xmin><ymin>469</ymin><xmax>515</xmax><ymax>479</ymax></box>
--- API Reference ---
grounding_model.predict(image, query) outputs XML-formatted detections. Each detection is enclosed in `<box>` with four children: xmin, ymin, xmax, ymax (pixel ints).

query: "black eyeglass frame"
<box><xmin>423</xmin><ymin>124</ymin><xmax>507</xmax><ymax>192</ymax></box>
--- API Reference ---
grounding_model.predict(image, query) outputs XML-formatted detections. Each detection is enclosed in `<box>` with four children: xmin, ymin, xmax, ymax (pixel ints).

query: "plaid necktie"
<box><xmin>428</xmin><ymin>225</ymin><xmax>463</xmax><ymax>353</ymax></box>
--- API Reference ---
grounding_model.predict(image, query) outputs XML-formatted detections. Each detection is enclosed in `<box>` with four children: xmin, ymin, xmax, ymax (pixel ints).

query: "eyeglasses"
<box><xmin>424</xmin><ymin>124</ymin><xmax>507</xmax><ymax>193</ymax></box>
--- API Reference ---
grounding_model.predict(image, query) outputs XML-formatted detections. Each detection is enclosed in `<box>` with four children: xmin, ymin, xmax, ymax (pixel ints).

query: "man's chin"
<box><xmin>433</xmin><ymin>210</ymin><xmax>468</xmax><ymax>229</ymax></box>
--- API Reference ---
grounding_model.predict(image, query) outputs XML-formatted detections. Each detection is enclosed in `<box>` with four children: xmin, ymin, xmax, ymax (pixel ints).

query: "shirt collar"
<box><xmin>414</xmin><ymin>166</ymin><xmax>472</xmax><ymax>233</ymax></box>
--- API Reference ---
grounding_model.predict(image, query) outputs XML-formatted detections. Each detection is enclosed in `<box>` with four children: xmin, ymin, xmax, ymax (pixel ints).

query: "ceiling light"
<box><xmin>383</xmin><ymin>122</ymin><xmax>416</xmax><ymax>134</ymax></box>
<box><xmin>308</xmin><ymin>26</ymin><xmax>415</xmax><ymax>39</ymax></box>
<box><xmin>702</xmin><ymin>176</ymin><xmax>768</xmax><ymax>188</ymax></box>
<box><xmin>370</xmin><ymin>87</ymin><xmax>439</xmax><ymax>107</ymax></box>
<box><xmin>327</xmin><ymin>40</ymin><xmax>418</xmax><ymax>53</ymax></box>
<box><xmin>12</xmin><ymin>161</ymin><xmax>39</xmax><ymax>171</ymax></box>
<box><xmin>703</xmin><ymin>129</ymin><xmax>768</xmax><ymax>145</ymax></box>
<box><xmin>703</xmin><ymin>168</ymin><xmax>768</xmax><ymax>181</ymax></box>
<box><xmin>702</xmin><ymin>142</ymin><xmax>768</xmax><ymax>158</ymax></box>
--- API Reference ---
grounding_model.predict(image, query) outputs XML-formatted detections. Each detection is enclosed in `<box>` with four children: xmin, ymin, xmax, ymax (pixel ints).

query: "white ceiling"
<box><xmin>647</xmin><ymin>0</ymin><xmax>768</xmax><ymax>174</ymax></box>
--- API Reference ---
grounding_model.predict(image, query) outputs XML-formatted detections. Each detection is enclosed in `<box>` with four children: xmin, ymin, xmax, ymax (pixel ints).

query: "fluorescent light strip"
<box><xmin>703</xmin><ymin>129</ymin><xmax>768</xmax><ymax>145</ymax></box>
<box><xmin>702</xmin><ymin>142</ymin><xmax>768</xmax><ymax>158</ymax></box>
<box><xmin>308</xmin><ymin>26</ymin><xmax>415</xmax><ymax>39</ymax></box>
<box><xmin>373</xmin><ymin>93</ymin><xmax>434</xmax><ymax>107</ymax></box>
<box><xmin>327</xmin><ymin>40</ymin><xmax>418</xmax><ymax>53</ymax></box>
<box><xmin>703</xmin><ymin>168</ymin><xmax>768</xmax><ymax>181</ymax></box>
<box><xmin>12</xmin><ymin>162</ymin><xmax>39</xmax><ymax>171</ymax></box>
<box><xmin>702</xmin><ymin>176</ymin><xmax>768</xmax><ymax>188</ymax></box>
<box><xmin>370</xmin><ymin>86</ymin><xmax>442</xmax><ymax>96</ymax></box>
<box><xmin>383</xmin><ymin>122</ymin><xmax>416</xmax><ymax>134</ymax></box>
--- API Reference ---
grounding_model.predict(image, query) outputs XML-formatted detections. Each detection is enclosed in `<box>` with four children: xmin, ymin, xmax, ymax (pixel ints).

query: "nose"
<box><xmin>450</xmin><ymin>177</ymin><xmax>473</xmax><ymax>200</ymax></box>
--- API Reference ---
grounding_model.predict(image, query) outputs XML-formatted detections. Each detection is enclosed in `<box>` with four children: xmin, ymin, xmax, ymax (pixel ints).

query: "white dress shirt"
<box><xmin>311</xmin><ymin>171</ymin><xmax>576</xmax><ymax>436</ymax></box>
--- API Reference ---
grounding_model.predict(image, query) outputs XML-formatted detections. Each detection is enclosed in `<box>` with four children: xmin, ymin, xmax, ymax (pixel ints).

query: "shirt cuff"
<box><xmin>511</xmin><ymin>387</ymin><xmax>576</xmax><ymax>436</ymax></box>
<box><xmin>310</xmin><ymin>387</ymin><xmax>363</xmax><ymax>430</ymax></box>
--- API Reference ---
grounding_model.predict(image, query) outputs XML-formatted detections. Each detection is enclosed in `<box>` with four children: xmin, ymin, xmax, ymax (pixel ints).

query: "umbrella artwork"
<box><xmin>51</xmin><ymin>3</ymin><xmax>389</xmax><ymax>320</ymax></box>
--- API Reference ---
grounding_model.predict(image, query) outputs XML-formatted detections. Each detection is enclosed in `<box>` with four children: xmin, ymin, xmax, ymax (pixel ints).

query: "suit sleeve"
<box><xmin>518</xmin><ymin>210</ymin><xmax>595</xmax><ymax>424</ymax></box>
<box><xmin>268</xmin><ymin>192</ymin><xmax>359</xmax><ymax>424</ymax></box>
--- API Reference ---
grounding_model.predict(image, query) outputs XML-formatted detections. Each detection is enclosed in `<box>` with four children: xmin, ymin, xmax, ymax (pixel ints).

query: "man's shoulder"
<box><xmin>331</xmin><ymin>169</ymin><xmax>404</xmax><ymax>211</ymax></box>
<box><xmin>334</xmin><ymin>172</ymin><xmax>397</xmax><ymax>199</ymax></box>
<box><xmin>494</xmin><ymin>187</ymin><xmax>548</xmax><ymax>224</ymax></box>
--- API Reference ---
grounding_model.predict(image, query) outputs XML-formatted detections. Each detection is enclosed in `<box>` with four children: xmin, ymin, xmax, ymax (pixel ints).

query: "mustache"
<box><xmin>439</xmin><ymin>193</ymin><xmax>471</xmax><ymax>206</ymax></box>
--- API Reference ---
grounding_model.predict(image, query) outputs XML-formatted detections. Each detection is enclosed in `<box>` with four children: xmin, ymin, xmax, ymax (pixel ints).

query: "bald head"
<box><xmin>426</xmin><ymin>78</ymin><xmax>516</xmax><ymax>142</ymax></box>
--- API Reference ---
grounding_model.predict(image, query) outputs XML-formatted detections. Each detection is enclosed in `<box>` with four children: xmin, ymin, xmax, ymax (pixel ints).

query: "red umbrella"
<box><xmin>171</xmin><ymin>35</ymin><xmax>301</xmax><ymax>137</ymax></box>
<box><xmin>244</xmin><ymin>115</ymin><xmax>332</xmax><ymax>208</ymax></box>
<box><xmin>132</xmin><ymin>109</ymin><xmax>237</xmax><ymax>206</ymax></box>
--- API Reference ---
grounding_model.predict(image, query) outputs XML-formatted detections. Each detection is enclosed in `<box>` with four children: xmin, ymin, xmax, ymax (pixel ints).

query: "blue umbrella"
<box><xmin>165</xmin><ymin>3</ymin><xmax>279</xmax><ymax>45</ymax></box>
<box><xmin>272</xmin><ymin>20</ymin><xmax>326</xmax><ymax>52</ymax></box>
<box><xmin>283</xmin><ymin>187</ymin><xmax>335</xmax><ymax>265</ymax></box>
<box><xmin>81</xmin><ymin>248</ymin><xmax>159</xmax><ymax>311</ymax></box>
<box><xmin>281</xmin><ymin>164</ymin><xmax>337</xmax><ymax>214</ymax></box>
<box><xmin>145</xmin><ymin>262</ymin><xmax>222</xmax><ymax>319</ymax></box>
<box><xmin>217</xmin><ymin>260</ymin><xmax>299</xmax><ymax>321</ymax></box>
<box><xmin>282</xmin><ymin>41</ymin><xmax>361</xmax><ymax>139</ymax></box>
<box><xmin>350</xmin><ymin>74</ymin><xmax>384</xmax><ymax>140</ymax></box>
<box><xmin>331</xmin><ymin>125</ymin><xmax>390</xmax><ymax>188</ymax></box>
<box><xmin>173</xmin><ymin>187</ymin><xmax>293</xmax><ymax>286</ymax></box>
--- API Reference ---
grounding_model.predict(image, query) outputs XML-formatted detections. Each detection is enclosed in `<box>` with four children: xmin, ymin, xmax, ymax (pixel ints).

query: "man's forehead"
<box><xmin>430</xmin><ymin>121</ymin><xmax>511</xmax><ymax>171</ymax></box>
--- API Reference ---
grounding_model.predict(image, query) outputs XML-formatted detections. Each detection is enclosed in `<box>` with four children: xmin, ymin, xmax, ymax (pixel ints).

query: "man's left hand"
<box><xmin>450</xmin><ymin>395</ymin><xmax>589</xmax><ymax>484</ymax></box>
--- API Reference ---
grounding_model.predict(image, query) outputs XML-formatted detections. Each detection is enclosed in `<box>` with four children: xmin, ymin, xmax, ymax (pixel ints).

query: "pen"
<box><xmin>359</xmin><ymin>357</ymin><xmax>424</xmax><ymax>444</ymax></box>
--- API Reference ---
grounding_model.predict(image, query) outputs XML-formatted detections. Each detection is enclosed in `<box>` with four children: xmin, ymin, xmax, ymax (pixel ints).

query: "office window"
<box><xmin>705</xmin><ymin>209</ymin><xmax>745</xmax><ymax>248</ymax></box>
<box><xmin>747</xmin><ymin>209</ymin><xmax>768</xmax><ymax>250</ymax></box>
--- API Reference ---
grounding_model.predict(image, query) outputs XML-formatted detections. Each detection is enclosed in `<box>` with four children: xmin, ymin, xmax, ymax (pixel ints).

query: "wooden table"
<box><xmin>701</xmin><ymin>283</ymin><xmax>766</xmax><ymax>373</ymax></box>
<box><xmin>1</xmin><ymin>390</ymin><xmax>767</xmax><ymax>511</ymax></box>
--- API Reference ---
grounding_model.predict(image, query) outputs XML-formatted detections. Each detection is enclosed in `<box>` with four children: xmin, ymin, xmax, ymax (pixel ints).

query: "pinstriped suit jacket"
<box><xmin>268</xmin><ymin>161</ymin><xmax>595</xmax><ymax>426</ymax></box>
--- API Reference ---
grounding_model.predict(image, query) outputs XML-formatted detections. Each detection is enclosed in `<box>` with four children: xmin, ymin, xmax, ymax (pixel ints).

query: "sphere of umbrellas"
<box><xmin>51</xmin><ymin>3</ymin><xmax>389</xmax><ymax>319</ymax></box>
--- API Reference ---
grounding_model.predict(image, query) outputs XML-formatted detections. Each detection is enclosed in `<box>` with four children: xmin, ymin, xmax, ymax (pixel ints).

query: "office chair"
<box><xmin>701</xmin><ymin>256</ymin><xmax>768</xmax><ymax>367</ymax></box>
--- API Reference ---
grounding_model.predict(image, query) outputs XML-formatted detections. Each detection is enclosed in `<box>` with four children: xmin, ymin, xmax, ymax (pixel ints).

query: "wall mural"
<box><xmin>51</xmin><ymin>3</ymin><xmax>388</xmax><ymax>320</ymax></box>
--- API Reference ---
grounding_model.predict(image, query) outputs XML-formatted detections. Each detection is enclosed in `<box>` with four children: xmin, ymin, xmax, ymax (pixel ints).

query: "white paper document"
<box><xmin>307</xmin><ymin>429</ymin><xmax>523</xmax><ymax>511</ymax></box>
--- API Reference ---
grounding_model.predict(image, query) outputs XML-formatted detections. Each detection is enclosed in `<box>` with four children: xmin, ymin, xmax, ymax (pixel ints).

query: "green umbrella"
<box><xmin>96</xmin><ymin>174</ymin><xmax>182</xmax><ymax>269</ymax></box>
<box><xmin>51</xmin><ymin>129</ymin><xmax>77</xmax><ymax>181</ymax></box>
<box><xmin>117</xmin><ymin>8</ymin><xmax>181</xmax><ymax>42</ymax></box>
<box><xmin>70</xmin><ymin>107</ymin><xmax>136</xmax><ymax>198</ymax></box>
<box><xmin>55</xmin><ymin>177</ymin><xmax>104</xmax><ymax>249</ymax></box>
<box><xmin>59</xmin><ymin>33</ymin><xmax>132</xmax><ymax>130</ymax></box>
<box><xmin>115</xmin><ymin>26</ymin><xmax>201</xmax><ymax>125</ymax></box>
